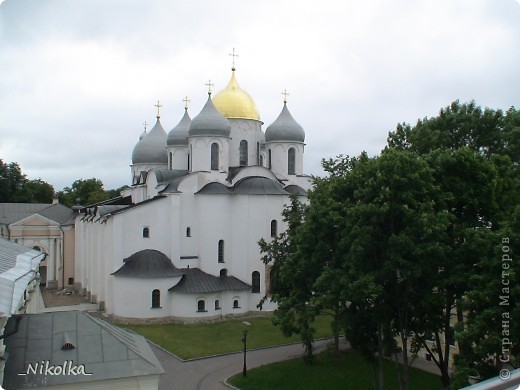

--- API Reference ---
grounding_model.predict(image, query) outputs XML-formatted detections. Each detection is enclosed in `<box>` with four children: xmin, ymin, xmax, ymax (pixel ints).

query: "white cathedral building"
<box><xmin>74</xmin><ymin>65</ymin><xmax>311</xmax><ymax>321</ymax></box>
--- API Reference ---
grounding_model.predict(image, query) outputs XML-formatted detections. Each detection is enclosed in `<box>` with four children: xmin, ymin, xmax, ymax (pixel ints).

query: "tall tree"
<box><xmin>58</xmin><ymin>178</ymin><xmax>108</xmax><ymax>207</ymax></box>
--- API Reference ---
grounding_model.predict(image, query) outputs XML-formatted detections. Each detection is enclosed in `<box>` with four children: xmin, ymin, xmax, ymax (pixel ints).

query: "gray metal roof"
<box><xmin>197</xmin><ymin>176</ymin><xmax>289</xmax><ymax>196</ymax></box>
<box><xmin>3</xmin><ymin>311</ymin><xmax>164</xmax><ymax>389</ymax></box>
<box><xmin>153</xmin><ymin>169</ymin><xmax>189</xmax><ymax>184</ymax></box>
<box><xmin>285</xmin><ymin>184</ymin><xmax>307</xmax><ymax>195</ymax></box>
<box><xmin>188</xmin><ymin>95</ymin><xmax>231</xmax><ymax>138</ymax></box>
<box><xmin>132</xmin><ymin>117</ymin><xmax>168</xmax><ymax>164</ymax></box>
<box><xmin>0</xmin><ymin>203</ymin><xmax>75</xmax><ymax>226</ymax></box>
<box><xmin>265</xmin><ymin>102</ymin><xmax>305</xmax><ymax>143</ymax></box>
<box><xmin>167</xmin><ymin>109</ymin><xmax>191</xmax><ymax>146</ymax></box>
<box><xmin>112</xmin><ymin>249</ymin><xmax>184</xmax><ymax>278</ymax></box>
<box><xmin>0</xmin><ymin>238</ymin><xmax>40</xmax><ymax>273</ymax></box>
<box><xmin>169</xmin><ymin>268</ymin><xmax>250</xmax><ymax>293</ymax></box>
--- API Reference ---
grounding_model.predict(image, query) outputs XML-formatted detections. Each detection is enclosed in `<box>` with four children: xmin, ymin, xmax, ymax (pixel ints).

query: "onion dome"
<box><xmin>167</xmin><ymin>109</ymin><xmax>191</xmax><ymax>146</ymax></box>
<box><xmin>265</xmin><ymin>102</ymin><xmax>305</xmax><ymax>143</ymax></box>
<box><xmin>139</xmin><ymin>129</ymin><xmax>147</xmax><ymax>140</ymax></box>
<box><xmin>212</xmin><ymin>70</ymin><xmax>260</xmax><ymax>120</ymax></box>
<box><xmin>188</xmin><ymin>94</ymin><xmax>231</xmax><ymax>137</ymax></box>
<box><xmin>132</xmin><ymin>117</ymin><xmax>168</xmax><ymax>164</ymax></box>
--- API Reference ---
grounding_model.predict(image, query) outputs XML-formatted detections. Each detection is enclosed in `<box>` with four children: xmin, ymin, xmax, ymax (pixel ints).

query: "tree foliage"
<box><xmin>0</xmin><ymin>159</ymin><xmax>55</xmax><ymax>203</ymax></box>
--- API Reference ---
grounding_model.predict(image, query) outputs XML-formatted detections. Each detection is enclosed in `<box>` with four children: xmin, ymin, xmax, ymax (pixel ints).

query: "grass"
<box><xmin>229</xmin><ymin>349</ymin><xmax>442</xmax><ymax>390</ymax></box>
<box><xmin>118</xmin><ymin>315</ymin><xmax>333</xmax><ymax>359</ymax></box>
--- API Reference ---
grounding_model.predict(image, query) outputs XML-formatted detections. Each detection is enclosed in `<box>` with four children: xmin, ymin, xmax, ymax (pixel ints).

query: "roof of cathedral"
<box><xmin>212</xmin><ymin>70</ymin><xmax>260</xmax><ymax>120</ymax></box>
<box><xmin>167</xmin><ymin>108</ymin><xmax>191</xmax><ymax>146</ymax></box>
<box><xmin>285</xmin><ymin>184</ymin><xmax>308</xmax><ymax>195</ymax></box>
<box><xmin>111</xmin><ymin>249</ymin><xmax>183</xmax><ymax>278</ymax></box>
<box><xmin>197</xmin><ymin>176</ymin><xmax>289</xmax><ymax>196</ymax></box>
<box><xmin>265</xmin><ymin>102</ymin><xmax>305</xmax><ymax>143</ymax></box>
<box><xmin>188</xmin><ymin>94</ymin><xmax>231</xmax><ymax>137</ymax></box>
<box><xmin>132</xmin><ymin>117</ymin><xmax>168</xmax><ymax>164</ymax></box>
<box><xmin>153</xmin><ymin>169</ymin><xmax>189</xmax><ymax>184</ymax></box>
<box><xmin>169</xmin><ymin>268</ymin><xmax>250</xmax><ymax>293</ymax></box>
<box><xmin>3</xmin><ymin>311</ymin><xmax>164</xmax><ymax>389</ymax></box>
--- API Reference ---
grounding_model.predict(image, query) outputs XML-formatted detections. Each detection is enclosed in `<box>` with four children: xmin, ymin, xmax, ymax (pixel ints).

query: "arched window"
<box><xmin>197</xmin><ymin>299</ymin><xmax>206</xmax><ymax>312</ymax></box>
<box><xmin>151</xmin><ymin>289</ymin><xmax>160</xmax><ymax>308</ymax></box>
<box><xmin>260</xmin><ymin>155</ymin><xmax>264</xmax><ymax>167</ymax></box>
<box><xmin>211</xmin><ymin>143</ymin><xmax>219</xmax><ymax>170</ymax></box>
<box><xmin>268</xmin><ymin>149</ymin><xmax>272</xmax><ymax>169</ymax></box>
<box><xmin>220</xmin><ymin>268</ymin><xmax>227</xmax><ymax>277</ymax></box>
<box><xmin>215</xmin><ymin>300</ymin><xmax>221</xmax><ymax>310</ymax></box>
<box><xmin>252</xmin><ymin>271</ymin><xmax>260</xmax><ymax>293</ymax></box>
<box><xmin>218</xmin><ymin>240</ymin><xmax>224</xmax><ymax>263</ymax></box>
<box><xmin>256</xmin><ymin>142</ymin><xmax>260</xmax><ymax>165</ymax></box>
<box><xmin>142</xmin><ymin>227</ymin><xmax>150</xmax><ymax>238</ymax></box>
<box><xmin>288</xmin><ymin>148</ymin><xmax>296</xmax><ymax>175</ymax></box>
<box><xmin>233</xmin><ymin>299</ymin><xmax>239</xmax><ymax>308</ymax></box>
<box><xmin>169</xmin><ymin>152</ymin><xmax>173</xmax><ymax>169</ymax></box>
<box><xmin>239</xmin><ymin>140</ymin><xmax>248</xmax><ymax>166</ymax></box>
<box><xmin>186</xmin><ymin>227</ymin><xmax>191</xmax><ymax>237</ymax></box>
<box><xmin>270</xmin><ymin>220</ymin><xmax>277</xmax><ymax>237</ymax></box>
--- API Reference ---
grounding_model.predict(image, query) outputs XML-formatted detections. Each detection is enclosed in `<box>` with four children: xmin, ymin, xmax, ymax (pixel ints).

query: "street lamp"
<box><xmin>242</xmin><ymin>329</ymin><xmax>248</xmax><ymax>377</ymax></box>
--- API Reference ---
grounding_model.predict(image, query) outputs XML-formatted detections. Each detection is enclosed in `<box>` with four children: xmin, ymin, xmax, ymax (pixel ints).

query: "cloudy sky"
<box><xmin>1</xmin><ymin>0</ymin><xmax>519</xmax><ymax>191</ymax></box>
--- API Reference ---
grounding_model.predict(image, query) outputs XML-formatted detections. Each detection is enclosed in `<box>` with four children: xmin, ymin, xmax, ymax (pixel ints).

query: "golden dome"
<box><xmin>212</xmin><ymin>71</ymin><xmax>260</xmax><ymax>120</ymax></box>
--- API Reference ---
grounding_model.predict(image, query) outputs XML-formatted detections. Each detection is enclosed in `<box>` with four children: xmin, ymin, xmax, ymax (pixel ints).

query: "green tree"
<box><xmin>58</xmin><ymin>178</ymin><xmax>109</xmax><ymax>207</ymax></box>
<box><xmin>0</xmin><ymin>159</ymin><xmax>55</xmax><ymax>203</ymax></box>
<box><xmin>25</xmin><ymin>179</ymin><xmax>55</xmax><ymax>203</ymax></box>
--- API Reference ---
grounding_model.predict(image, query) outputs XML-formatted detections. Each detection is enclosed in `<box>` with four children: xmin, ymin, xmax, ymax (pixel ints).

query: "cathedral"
<box><xmin>74</xmin><ymin>63</ymin><xmax>311</xmax><ymax>320</ymax></box>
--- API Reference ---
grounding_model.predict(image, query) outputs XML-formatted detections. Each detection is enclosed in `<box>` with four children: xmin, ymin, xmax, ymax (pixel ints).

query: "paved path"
<box><xmin>149</xmin><ymin>338</ymin><xmax>341</xmax><ymax>390</ymax></box>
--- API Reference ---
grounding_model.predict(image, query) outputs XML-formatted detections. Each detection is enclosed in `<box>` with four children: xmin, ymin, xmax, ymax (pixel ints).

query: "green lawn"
<box><xmin>229</xmin><ymin>349</ymin><xmax>442</xmax><ymax>390</ymax></box>
<box><xmin>118</xmin><ymin>315</ymin><xmax>333</xmax><ymax>360</ymax></box>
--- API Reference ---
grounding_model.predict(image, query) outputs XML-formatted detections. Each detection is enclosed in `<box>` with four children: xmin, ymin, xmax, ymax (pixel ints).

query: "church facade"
<box><xmin>74</xmin><ymin>66</ymin><xmax>311</xmax><ymax>321</ymax></box>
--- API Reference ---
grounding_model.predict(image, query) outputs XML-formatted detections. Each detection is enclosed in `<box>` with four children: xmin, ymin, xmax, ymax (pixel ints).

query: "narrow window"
<box><xmin>256</xmin><ymin>142</ymin><xmax>260</xmax><ymax>165</ymax></box>
<box><xmin>252</xmin><ymin>271</ymin><xmax>260</xmax><ymax>293</ymax></box>
<box><xmin>187</xmin><ymin>152</ymin><xmax>191</xmax><ymax>171</ymax></box>
<box><xmin>233</xmin><ymin>299</ymin><xmax>239</xmax><ymax>308</ymax></box>
<box><xmin>268</xmin><ymin>149</ymin><xmax>272</xmax><ymax>169</ymax></box>
<box><xmin>288</xmin><ymin>148</ymin><xmax>296</xmax><ymax>175</ymax></box>
<box><xmin>270</xmin><ymin>220</ymin><xmax>277</xmax><ymax>237</ymax></box>
<box><xmin>143</xmin><ymin>227</ymin><xmax>150</xmax><ymax>238</ymax></box>
<box><xmin>211</xmin><ymin>143</ymin><xmax>219</xmax><ymax>170</ymax></box>
<box><xmin>186</xmin><ymin>227</ymin><xmax>191</xmax><ymax>237</ymax></box>
<box><xmin>151</xmin><ymin>289</ymin><xmax>161</xmax><ymax>308</ymax></box>
<box><xmin>218</xmin><ymin>240</ymin><xmax>224</xmax><ymax>263</ymax></box>
<box><xmin>239</xmin><ymin>140</ymin><xmax>248</xmax><ymax>166</ymax></box>
<box><xmin>169</xmin><ymin>152</ymin><xmax>173</xmax><ymax>169</ymax></box>
<box><xmin>260</xmin><ymin>155</ymin><xmax>264</xmax><ymax>167</ymax></box>
<box><xmin>215</xmin><ymin>300</ymin><xmax>220</xmax><ymax>310</ymax></box>
<box><xmin>197</xmin><ymin>299</ymin><xmax>206</xmax><ymax>312</ymax></box>
<box><xmin>220</xmin><ymin>268</ymin><xmax>227</xmax><ymax>277</ymax></box>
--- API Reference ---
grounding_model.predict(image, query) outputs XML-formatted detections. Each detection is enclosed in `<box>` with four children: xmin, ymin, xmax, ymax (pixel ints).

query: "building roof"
<box><xmin>0</xmin><ymin>203</ymin><xmax>76</xmax><ymax>226</ymax></box>
<box><xmin>188</xmin><ymin>94</ymin><xmax>231</xmax><ymax>138</ymax></box>
<box><xmin>167</xmin><ymin>108</ymin><xmax>191</xmax><ymax>146</ymax></box>
<box><xmin>3</xmin><ymin>311</ymin><xmax>164</xmax><ymax>389</ymax></box>
<box><xmin>197</xmin><ymin>176</ymin><xmax>290</xmax><ymax>196</ymax></box>
<box><xmin>212</xmin><ymin>70</ymin><xmax>260</xmax><ymax>120</ymax></box>
<box><xmin>132</xmin><ymin>117</ymin><xmax>168</xmax><ymax>164</ymax></box>
<box><xmin>169</xmin><ymin>268</ymin><xmax>250</xmax><ymax>293</ymax></box>
<box><xmin>285</xmin><ymin>184</ymin><xmax>308</xmax><ymax>196</ymax></box>
<box><xmin>265</xmin><ymin>102</ymin><xmax>305</xmax><ymax>143</ymax></box>
<box><xmin>0</xmin><ymin>238</ymin><xmax>45</xmax><ymax>316</ymax></box>
<box><xmin>111</xmin><ymin>249</ymin><xmax>184</xmax><ymax>278</ymax></box>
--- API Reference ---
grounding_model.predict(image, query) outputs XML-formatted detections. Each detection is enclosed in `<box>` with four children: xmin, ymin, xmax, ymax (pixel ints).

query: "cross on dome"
<box><xmin>229</xmin><ymin>48</ymin><xmax>239</xmax><ymax>71</ymax></box>
<box><xmin>205</xmin><ymin>80</ymin><xmax>215</xmax><ymax>95</ymax></box>
<box><xmin>282</xmin><ymin>89</ymin><xmax>290</xmax><ymax>103</ymax></box>
<box><xmin>183</xmin><ymin>96</ymin><xmax>190</xmax><ymax>110</ymax></box>
<box><xmin>154</xmin><ymin>100</ymin><xmax>162</xmax><ymax>118</ymax></box>
<box><xmin>143</xmin><ymin>121</ymin><xmax>149</xmax><ymax>131</ymax></box>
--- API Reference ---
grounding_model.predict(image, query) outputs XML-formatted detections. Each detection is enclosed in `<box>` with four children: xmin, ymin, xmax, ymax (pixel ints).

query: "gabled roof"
<box><xmin>111</xmin><ymin>249</ymin><xmax>183</xmax><ymax>278</ymax></box>
<box><xmin>3</xmin><ymin>311</ymin><xmax>164</xmax><ymax>389</ymax></box>
<box><xmin>0</xmin><ymin>203</ymin><xmax>76</xmax><ymax>226</ymax></box>
<box><xmin>169</xmin><ymin>268</ymin><xmax>250</xmax><ymax>293</ymax></box>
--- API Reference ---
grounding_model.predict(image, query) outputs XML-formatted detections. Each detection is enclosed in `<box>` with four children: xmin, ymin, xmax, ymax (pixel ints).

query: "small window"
<box><xmin>215</xmin><ymin>300</ymin><xmax>221</xmax><ymax>310</ymax></box>
<box><xmin>68</xmin><ymin>277</ymin><xmax>74</xmax><ymax>285</ymax></box>
<box><xmin>218</xmin><ymin>240</ymin><xmax>224</xmax><ymax>263</ymax></box>
<box><xmin>288</xmin><ymin>148</ymin><xmax>296</xmax><ymax>175</ymax></box>
<box><xmin>252</xmin><ymin>271</ymin><xmax>260</xmax><ymax>293</ymax></box>
<box><xmin>220</xmin><ymin>268</ymin><xmax>227</xmax><ymax>277</ymax></box>
<box><xmin>211</xmin><ymin>143</ymin><xmax>219</xmax><ymax>170</ymax></box>
<box><xmin>270</xmin><ymin>220</ymin><xmax>277</xmax><ymax>237</ymax></box>
<box><xmin>186</xmin><ymin>227</ymin><xmax>191</xmax><ymax>237</ymax></box>
<box><xmin>143</xmin><ymin>227</ymin><xmax>150</xmax><ymax>238</ymax></box>
<box><xmin>233</xmin><ymin>299</ymin><xmax>239</xmax><ymax>308</ymax></box>
<box><xmin>152</xmin><ymin>289</ymin><xmax>161</xmax><ymax>308</ymax></box>
<box><xmin>240</xmin><ymin>140</ymin><xmax>248</xmax><ymax>166</ymax></box>
<box><xmin>260</xmin><ymin>155</ymin><xmax>264</xmax><ymax>167</ymax></box>
<box><xmin>197</xmin><ymin>299</ymin><xmax>206</xmax><ymax>312</ymax></box>
<box><xmin>268</xmin><ymin>149</ymin><xmax>272</xmax><ymax>169</ymax></box>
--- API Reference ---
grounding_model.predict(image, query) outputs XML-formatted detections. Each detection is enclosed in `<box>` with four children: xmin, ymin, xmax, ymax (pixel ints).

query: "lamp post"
<box><xmin>242</xmin><ymin>329</ymin><xmax>248</xmax><ymax>377</ymax></box>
